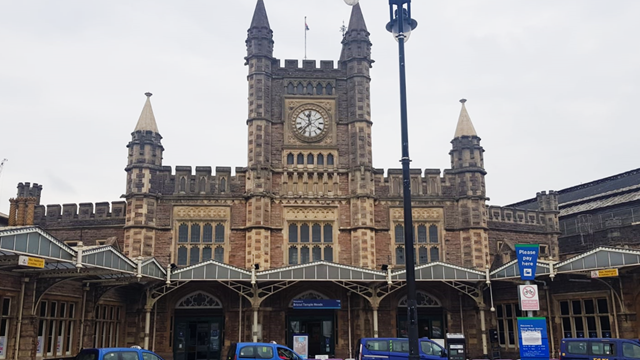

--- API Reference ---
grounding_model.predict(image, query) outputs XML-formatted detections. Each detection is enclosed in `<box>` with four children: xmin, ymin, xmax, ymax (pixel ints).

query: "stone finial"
<box><xmin>145</xmin><ymin>92</ymin><xmax>152</xmax><ymax>97</ymax></box>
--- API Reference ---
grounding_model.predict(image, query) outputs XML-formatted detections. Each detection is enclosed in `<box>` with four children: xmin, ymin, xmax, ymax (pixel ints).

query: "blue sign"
<box><xmin>517</xmin><ymin>317</ymin><xmax>550</xmax><ymax>360</ymax></box>
<box><xmin>516</xmin><ymin>244</ymin><xmax>540</xmax><ymax>280</ymax></box>
<box><xmin>292</xmin><ymin>299</ymin><xmax>341</xmax><ymax>309</ymax></box>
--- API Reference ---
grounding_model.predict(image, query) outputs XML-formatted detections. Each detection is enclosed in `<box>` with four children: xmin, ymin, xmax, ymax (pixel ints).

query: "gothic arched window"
<box><xmin>396</xmin><ymin>246</ymin><xmax>405</xmax><ymax>265</ymax></box>
<box><xmin>300</xmin><ymin>246</ymin><xmax>310</xmax><ymax>263</ymax></box>
<box><xmin>203</xmin><ymin>224</ymin><xmax>213</xmax><ymax>243</ymax></box>
<box><xmin>214</xmin><ymin>247</ymin><xmax>224</xmax><ymax>262</ymax></box>
<box><xmin>395</xmin><ymin>224</ymin><xmax>404</xmax><ymax>243</ymax></box>
<box><xmin>297</xmin><ymin>83</ymin><xmax>304</xmax><ymax>94</ymax></box>
<box><xmin>326</xmin><ymin>84</ymin><xmax>333</xmax><ymax>95</ymax></box>
<box><xmin>297</xmin><ymin>153</ymin><xmax>304</xmax><ymax>164</ymax></box>
<box><xmin>316</xmin><ymin>83</ymin><xmax>323</xmax><ymax>95</ymax></box>
<box><xmin>215</xmin><ymin>224</ymin><xmax>225</xmax><ymax>243</ymax></box>
<box><xmin>307</xmin><ymin>154</ymin><xmax>314</xmax><ymax>165</ymax></box>
<box><xmin>202</xmin><ymin>247</ymin><xmax>212</xmax><ymax>262</ymax></box>
<box><xmin>176</xmin><ymin>292</ymin><xmax>223</xmax><ymax>309</ymax></box>
<box><xmin>327</xmin><ymin>154</ymin><xmax>334</xmax><ymax>165</ymax></box>
<box><xmin>317</xmin><ymin>154</ymin><xmax>324</xmax><ymax>165</ymax></box>
<box><xmin>306</xmin><ymin>83</ymin><xmax>313</xmax><ymax>95</ymax></box>
<box><xmin>287</xmin><ymin>83</ymin><xmax>295</xmax><ymax>94</ymax></box>
<box><xmin>179</xmin><ymin>177</ymin><xmax>186</xmax><ymax>192</ymax></box>
<box><xmin>312</xmin><ymin>224</ymin><xmax>321</xmax><ymax>242</ymax></box>
<box><xmin>190</xmin><ymin>224</ymin><xmax>200</xmax><ymax>243</ymax></box>
<box><xmin>312</xmin><ymin>246</ymin><xmax>322</xmax><ymax>261</ymax></box>
<box><xmin>189</xmin><ymin>247</ymin><xmax>199</xmax><ymax>265</ymax></box>
<box><xmin>419</xmin><ymin>247</ymin><xmax>428</xmax><ymax>264</ymax></box>
<box><xmin>417</xmin><ymin>225</ymin><xmax>427</xmax><ymax>243</ymax></box>
<box><xmin>323</xmin><ymin>224</ymin><xmax>333</xmax><ymax>242</ymax></box>
<box><xmin>177</xmin><ymin>246</ymin><xmax>187</xmax><ymax>266</ymax></box>
<box><xmin>430</xmin><ymin>247</ymin><xmax>440</xmax><ymax>262</ymax></box>
<box><xmin>287</xmin><ymin>153</ymin><xmax>294</xmax><ymax>165</ymax></box>
<box><xmin>289</xmin><ymin>224</ymin><xmax>298</xmax><ymax>243</ymax></box>
<box><xmin>429</xmin><ymin>225</ymin><xmax>438</xmax><ymax>243</ymax></box>
<box><xmin>289</xmin><ymin>246</ymin><xmax>298</xmax><ymax>264</ymax></box>
<box><xmin>178</xmin><ymin>224</ymin><xmax>188</xmax><ymax>243</ymax></box>
<box><xmin>324</xmin><ymin>246</ymin><xmax>333</xmax><ymax>262</ymax></box>
<box><xmin>300</xmin><ymin>224</ymin><xmax>310</xmax><ymax>242</ymax></box>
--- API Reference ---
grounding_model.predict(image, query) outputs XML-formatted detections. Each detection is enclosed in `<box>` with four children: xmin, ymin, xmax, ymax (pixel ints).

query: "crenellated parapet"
<box><xmin>32</xmin><ymin>201</ymin><xmax>127</xmax><ymax>227</ymax></box>
<box><xmin>155</xmin><ymin>166</ymin><xmax>247</xmax><ymax>196</ymax></box>
<box><xmin>374</xmin><ymin>168</ymin><xmax>445</xmax><ymax>198</ymax></box>
<box><xmin>487</xmin><ymin>204</ymin><xmax>559</xmax><ymax>233</ymax></box>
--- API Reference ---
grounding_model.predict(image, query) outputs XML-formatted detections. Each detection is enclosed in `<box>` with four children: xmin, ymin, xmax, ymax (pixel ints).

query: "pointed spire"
<box><xmin>347</xmin><ymin>3</ymin><xmax>367</xmax><ymax>32</ymax></box>
<box><xmin>134</xmin><ymin>92</ymin><xmax>159</xmax><ymax>133</ymax></box>
<box><xmin>454</xmin><ymin>99</ymin><xmax>477</xmax><ymax>138</ymax></box>
<box><xmin>250</xmin><ymin>0</ymin><xmax>270</xmax><ymax>29</ymax></box>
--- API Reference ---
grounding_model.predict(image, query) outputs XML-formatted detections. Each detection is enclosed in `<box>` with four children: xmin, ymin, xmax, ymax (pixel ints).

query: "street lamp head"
<box><xmin>344</xmin><ymin>0</ymin><xmax>359</xmax><ymax>5</ymax></box>
<box><xmin>386</xmin><ymin>0</ymin><xmax>418</xmax><ymax>42</ymax></box>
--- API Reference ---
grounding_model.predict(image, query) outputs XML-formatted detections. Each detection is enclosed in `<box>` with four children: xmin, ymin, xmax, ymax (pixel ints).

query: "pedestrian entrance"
<box><xmin>287</xmin><ymin>313</ymin><xmax>335</xmax><ymax>358</ymax></box>
<box><xmin>173</xmin><ymin>291</ymin><xmax>224</xmax><ymax>360</ymax></box>
<box><xmin>396</xmin><ymin>292</ymin><xmax>445</xmax><ymax>345</ymax></box>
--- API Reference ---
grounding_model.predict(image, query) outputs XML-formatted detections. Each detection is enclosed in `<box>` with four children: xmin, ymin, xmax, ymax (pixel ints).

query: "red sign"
<box><xmin>518</xmin><ymin>284</ymin><xmax>539</xmax><ymax>311</ymax></box>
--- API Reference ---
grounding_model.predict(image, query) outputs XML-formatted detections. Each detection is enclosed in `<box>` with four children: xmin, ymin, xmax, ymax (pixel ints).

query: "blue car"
<box><xmin>74</xmin><ymin>347</ymin><xmax>165</xmax><ymax>360</ymax></box>
<box><xmin>560</xmin><ymin>338</ymin><xmax>640</xmax><ymax>360</ymax></box>
<box><xmin>227</xmin><ymin>342</ymin><xmax>303</xmax><ymax>360</ymax></box>
<box><xmin>356</xmin><ymin>338</ymin><xmax>447</xmax><ymax>360</ymax></box>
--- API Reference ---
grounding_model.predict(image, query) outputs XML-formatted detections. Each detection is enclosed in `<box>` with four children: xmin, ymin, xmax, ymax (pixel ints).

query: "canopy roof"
<box><xmin>0</xmin><ymin>226</ymin><xmax>166</xmax><ymax>281</ymax></box>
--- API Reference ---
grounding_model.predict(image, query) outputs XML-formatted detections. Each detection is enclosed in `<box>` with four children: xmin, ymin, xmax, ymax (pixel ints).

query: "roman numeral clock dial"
<box><xmin>291</xmin><ymin>107</ymin><xmax>328</xmax><ymax>142</ymax></box>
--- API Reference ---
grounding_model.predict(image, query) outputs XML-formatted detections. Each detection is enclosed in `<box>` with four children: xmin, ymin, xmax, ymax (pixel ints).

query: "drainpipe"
<box><xmin>13</xmin><ymin>277</ymin><xmax>28</xmax><ymax>360</ymax></box>
<box><xmin>459</xmin><ymin>294</ymin><xmax>464</xmax><ymax>334</ymax></box>
<box><xmin>79</xmin><ymin>284</ymin><xmax>89</xmax><ymax>350</ymax></box>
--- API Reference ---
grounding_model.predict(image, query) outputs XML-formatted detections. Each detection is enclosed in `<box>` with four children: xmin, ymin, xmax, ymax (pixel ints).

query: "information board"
<box><xmin>517</xmin><ymin>317</ymin><xmax>549</xmax><ymax>360</ymax></box>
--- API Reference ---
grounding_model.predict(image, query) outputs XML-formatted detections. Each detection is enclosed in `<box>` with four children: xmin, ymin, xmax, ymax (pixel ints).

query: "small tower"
<box><xmin>124</xmin><ymin>92</ymin><xmax>163</xmax><ymax>258</ymax></box>
<box><xmin>244</xmin><ymin>0</ymin><xmax>275</xmax><ymax>269</ymax></box>
<box><xmin>8</xmin><ymin>182</ymin><xmax>43</xmax><ymax>226</ymax></box>
<box><xmin>341</xmin><ymin>3</ymin><xmax>377</xmax><ymax>268</ymax></box>
<box><xmin>447</xmin><ymin>99</ymin><xmax>489</xmax><ymax>269</ymax></box>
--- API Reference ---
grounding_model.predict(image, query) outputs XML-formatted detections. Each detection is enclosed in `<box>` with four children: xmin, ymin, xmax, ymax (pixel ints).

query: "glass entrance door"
<box><xmin>174</xmin><ymin>317</ymin><xmax>223</xmax><ymax>360</ymax></box>
<box><xmin>397</xmin><ymin>314</ymin><xmax>444</xmax><ymax>339</ymax></box>
<box><xmin>288</xmin><ymin>314</ymin><xmax>335</xmax><ymax>358</ymax></box>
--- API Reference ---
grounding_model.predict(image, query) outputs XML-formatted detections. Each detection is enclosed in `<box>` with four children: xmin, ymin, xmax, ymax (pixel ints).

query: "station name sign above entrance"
<box><xmin>515</xmin><ymin>244</ymin><xmax>540</xmax><ymax>281</ymax></box>
<box><xmin>292</xmin><ymin>299</ymin><xmax>341</xmax><ymax>309</ymax></box>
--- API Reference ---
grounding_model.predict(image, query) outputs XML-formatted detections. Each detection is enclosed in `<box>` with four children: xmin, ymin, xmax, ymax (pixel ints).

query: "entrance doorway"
<box><xmin>173</xmin><ymin>291</ymin><xmax>224</xmax><ymax>360</ymax></box>
<box><xmin>397</xmin><ymin>291</ymin><xmax>445</xmax><ymax>345</ymax></box>
<box><xmin>287</xmin><ymin>314</ymin><xmax>335</xmax><ymax>358</ymax></box>
<box><xmin>174</xmin><ymin>317</ymin><xmax>224</xmax><ymax>360</ymax></box>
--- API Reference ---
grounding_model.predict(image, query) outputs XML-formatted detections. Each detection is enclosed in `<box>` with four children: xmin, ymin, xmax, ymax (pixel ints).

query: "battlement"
<box><xmin>156</xmin><ymin>166</ymin><xmax>247</xmax><ymax>195</ymax></box>
<box><xmin>487</xmin><ymin>204</ymin><xmax>559</xmax><ymax>233</ymax></box>
<box><xmin>33</xmin><ymin>201</ymin><xmax>127</xmax><ymax>226</ymax></box>
<box><xmin>276</xmin><ymin>59</ymin><xmax>340</xmax><ymax>71</ymax></box>
<box><xmin>16</xmin><ymin>182</ymin><xmax>43</xmax><ymax>204</ymax></box>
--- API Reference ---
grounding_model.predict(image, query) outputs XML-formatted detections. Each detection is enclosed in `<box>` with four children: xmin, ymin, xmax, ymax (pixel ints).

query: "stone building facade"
<box><xmin>2</xmin><ymin>2</ymin><xmax>639</xmax><ymax>360</ymax></box>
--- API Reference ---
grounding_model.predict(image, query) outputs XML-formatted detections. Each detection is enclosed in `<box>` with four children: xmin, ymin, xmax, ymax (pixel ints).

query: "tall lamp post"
<box><xmin>387</xmin><ymin>2</ymin><xmax>419</xmax><ymax>360</ymax></box>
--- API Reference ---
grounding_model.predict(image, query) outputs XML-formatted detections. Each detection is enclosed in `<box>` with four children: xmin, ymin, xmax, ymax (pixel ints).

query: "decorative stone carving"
<box><xmin>175</xmin><ymin>291</ymin><xmax>223</xmax><ymax>309</ymax></box>
<box><xmin>391</xmin><ymin>207</ymin><xmax>443</xmax><ymax>221</ymax></box>
<box><xmin>174</xmin><ymin>206</ymin><xmax>230</xmax><ymax>220</ymax></box>
<box><xmin>398</xmin><ymin>291</ymin><xmax>441</xmax><ymax>307</ymax></box>
<box><xmin>284</xmin><ymin>207</ymin><xmax>338</xmax><ymax>220</ymax></box>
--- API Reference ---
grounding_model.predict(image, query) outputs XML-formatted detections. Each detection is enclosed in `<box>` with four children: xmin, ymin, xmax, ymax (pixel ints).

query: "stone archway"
<box><xmin>175</xmin><ymin>291</ymin><xmax>223</xmax><ymax>309</ymax></box>
<box><xmin>397</xmin><ymin>291</ymin><xmax>445</xmax><ymax>341</ymax></box>
<box><xmin>173</xmin><ymin>291</ymin><xmax>224</xmax><ymax>360</ymax></box>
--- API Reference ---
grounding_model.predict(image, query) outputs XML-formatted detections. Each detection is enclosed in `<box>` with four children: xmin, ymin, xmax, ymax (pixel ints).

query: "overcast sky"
<box><xmin>1</xmin><ymin>0</ymin><xmax>639</xmax><ymax>215</ymax></box>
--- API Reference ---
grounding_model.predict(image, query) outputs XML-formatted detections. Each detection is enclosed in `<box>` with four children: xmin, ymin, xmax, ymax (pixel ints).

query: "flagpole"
<box><xmin>304</xmin><ymin>16</ymin><xmax>307</xmax><ymax>59</ymax></box>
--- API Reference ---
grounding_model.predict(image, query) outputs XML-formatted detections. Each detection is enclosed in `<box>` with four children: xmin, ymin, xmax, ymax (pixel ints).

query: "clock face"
<box><xmin>295</xmin><ymin>109</ymin><xmax>325</xmax><ymax>138</ymax></box>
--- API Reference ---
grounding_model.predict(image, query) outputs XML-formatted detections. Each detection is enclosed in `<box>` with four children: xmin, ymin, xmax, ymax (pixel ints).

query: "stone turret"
<box><xmin>8</xmin><ymin>182</ymin><xmax>43</xmax><ymax>226</ymax></box>
<box><xmin>244</xmin><ymin>0</ymin><xmax>275</xmax><ymax>269</ymax></box>
<box><xmin>446</xmin><ymin>99</ymin><xmax>489</xmax><ymax>269</ymax></box>
<box><xmin>124</xmin><ymin>93</ymin><xmax>163</xmax><ymax>258</ymax></box>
